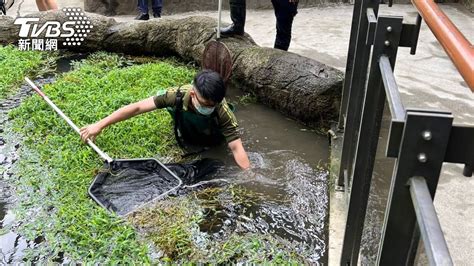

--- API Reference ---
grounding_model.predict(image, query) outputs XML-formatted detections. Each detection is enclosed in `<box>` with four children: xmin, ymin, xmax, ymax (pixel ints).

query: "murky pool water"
<box><xmin>0</xmin><ymin>80</ymin><xmax>48</xmax><ymax>264</ymax></box>
<box><xmin>193</xmin><ymin>86</ymin><xmax>330</xmax><ymax>263</ymax></box>
<box><xmin>0</xmin><ymin>58</ymin><xmax>330</xmax><ymax>263</ymax></box>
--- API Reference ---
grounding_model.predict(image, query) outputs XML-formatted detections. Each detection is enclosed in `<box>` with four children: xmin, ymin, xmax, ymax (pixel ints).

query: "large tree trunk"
<box><xmin>0</xmin><ymin>11</ymin><xmax>343</xmax><ymax>127</ymax></box>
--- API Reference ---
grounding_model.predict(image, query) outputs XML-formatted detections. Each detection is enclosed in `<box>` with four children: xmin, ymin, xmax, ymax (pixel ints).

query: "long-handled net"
<box><xmin>26</xmin><ymin>78</ymin><xmax>225</xmax><ymax>217</ymax></box>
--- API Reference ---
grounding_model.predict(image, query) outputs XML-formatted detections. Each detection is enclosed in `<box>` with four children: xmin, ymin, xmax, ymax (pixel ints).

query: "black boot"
<box><xmin>219</xmin><ymin>0</ymin><xmax>246</xmax><ymax>36</ymax></box>
<box><xmin>135</xmin><ymin>13</ymin><xmax>149</xmax><ymax>20</ymax></box>
<box><xmin>153</xmin><ymin>7</ymin><xmax>162</xmax><ymax>18</ymax></box>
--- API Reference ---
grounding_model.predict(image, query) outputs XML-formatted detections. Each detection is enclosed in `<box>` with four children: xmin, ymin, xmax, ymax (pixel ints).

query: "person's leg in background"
<box><xmin>151</xmin><ymin>0</ymin><xmax>162</xmax><ymax>18</ymax></box>
<box><xmin>36</xmin><ymin>0</ymin><xmax>58</xmax><ymax>11</ymax></box>
<box><xmin>101</xmin><ymin>0</ymin><xmax>119</xmax><ymax>16</ymax></box>
<box><xmin>220</xmin><ymin>0</ymin><xmax>246</xmax><ymax>36</ymax></box>
<box><xmin>45</xmin><ymin>0</ymin><xmax>58</xmax><ymax>10</ymax></box>
<box><xmin>272</xmin><ymin>0</ymin><xmax>298</xmax><ymax>51</ymax></box>
<box><xmin>36</xmin><ymin>0</ymin><xmax>47</xmax><ymax>11</ymax></box>
<box><xmin>135</xmin><ymin>0</ymin><xmax>150</xmax><ymax>20</ymax></box>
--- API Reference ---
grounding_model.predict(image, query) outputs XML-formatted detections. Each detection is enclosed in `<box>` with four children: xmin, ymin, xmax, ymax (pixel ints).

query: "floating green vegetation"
<box><xmin>237</xmin><ymin>92</ymin><xmax>258</xmax><ymax>106</ymax></box>
<box><xmin>129</xmin><ymin>185</ymin><xmax>304</xmax><ymax>264</ymax></box>
<box><xmin>8</xmin><ymin>52</ymin><xmax>195</xmax><ymax>263</ymax></box>
<box><xmin>0</xmin><ymin>45</ymin><xmax>56</xmax><ymax>97</ymax></box>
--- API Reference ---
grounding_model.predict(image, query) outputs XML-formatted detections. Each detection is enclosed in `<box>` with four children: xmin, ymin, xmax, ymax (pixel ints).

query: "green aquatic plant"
<box><xmin>129</xmin><ymin>196</ymin><xmax>203</xmax><ymax>261</ymax></box>
<box><xmin>0</xmin><ymin>45</ymin><xmax>57</xmax><ymax>97</ymax></box>
<box><xmin>8</xmin><ymin>52</ymin><xmax>195</xmax><ymax>263</ymax></box>
<box><xmin>128</xmin><ymin>185</ymin><xmax>304</xmax><ymax>264</ymax></box>
<box><xmin>237</xmin><ymin>92</ymin><xmax>258</xmax><ymax>106</ymax></box>
<box><xmin>210</xmin><ymin>232</ymin><xmax>303</xmax><ymax>264</ymax></box>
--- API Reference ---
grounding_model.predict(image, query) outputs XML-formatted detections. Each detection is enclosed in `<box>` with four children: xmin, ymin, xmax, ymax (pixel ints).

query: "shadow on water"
<box><xmin>0</xmin><ymin>56</ymin><xmax>331</xmax><ymax>263</ymax></box>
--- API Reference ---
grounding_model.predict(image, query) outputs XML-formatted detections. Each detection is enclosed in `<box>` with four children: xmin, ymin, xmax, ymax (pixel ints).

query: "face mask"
<box><xmin>192</xmin><ymin>95</ymin><xmax>215</xmax><ymax>116</ymax></box>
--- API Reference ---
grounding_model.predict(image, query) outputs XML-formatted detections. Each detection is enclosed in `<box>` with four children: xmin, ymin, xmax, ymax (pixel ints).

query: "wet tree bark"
<box><xmin>0</xmin><ymin>11</ymin><xmax>343</xmax><ymax>127</ymax></box>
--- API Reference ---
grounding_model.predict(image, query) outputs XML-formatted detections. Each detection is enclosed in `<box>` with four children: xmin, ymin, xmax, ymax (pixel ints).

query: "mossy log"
<box><xmin>0</xmin><ymin>11</ymin><xmax>343</xmax><ymax>126</ymax></box>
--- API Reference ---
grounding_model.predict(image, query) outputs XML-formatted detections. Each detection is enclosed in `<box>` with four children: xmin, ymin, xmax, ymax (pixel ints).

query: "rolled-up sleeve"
<box><xmin>217</xmin><ymin>100</ymin><xmax>240</xmax><ymax>143</ymax></box>
<box><xmin>153</xmin><ymin>89</ymin><xmax>177</xmax><ymax>109</ymax></box>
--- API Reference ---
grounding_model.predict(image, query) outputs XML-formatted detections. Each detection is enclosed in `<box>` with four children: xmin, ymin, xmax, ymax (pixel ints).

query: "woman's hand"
<box><xmin>80</xmin><ymin>123</ymin><xmax>103</xmax><ymax>142</ymax></box>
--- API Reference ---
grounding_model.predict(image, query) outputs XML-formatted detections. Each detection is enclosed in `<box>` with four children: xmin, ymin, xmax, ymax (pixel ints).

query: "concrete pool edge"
<box><xmin>328</xmin><ymin>126</ymin><xmax>345</xmax><ymax>265</ymax></box>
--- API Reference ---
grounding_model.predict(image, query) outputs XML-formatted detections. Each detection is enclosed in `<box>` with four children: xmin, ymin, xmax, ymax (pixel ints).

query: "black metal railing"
<box><xmin>336</xmin><ymin>0</ymin><xmax>473</xmax><ymax>265</ymax></box>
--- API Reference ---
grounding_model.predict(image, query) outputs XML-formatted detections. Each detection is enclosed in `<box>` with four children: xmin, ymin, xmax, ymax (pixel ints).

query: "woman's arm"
<box><xmin>80</xmin><ymin>97</ymin><xmax>157</xmax><ymax>142</ymax></box>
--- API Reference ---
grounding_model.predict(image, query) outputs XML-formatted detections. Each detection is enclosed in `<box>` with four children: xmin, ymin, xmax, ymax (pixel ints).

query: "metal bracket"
<box><xmin>387</xmin><ymin>113</ymin><xmax>474</xmax><ymax>177</ymax></box>
<box><xmin>410</xmin><ymin>14</ymin><xmax>423</xmax><ymax>54</ymax></box>
<box><xmin>463</xmin><ymin>164</ymin><xmax>473</xmax><ymax>177</ymax></box>
<box><xmin>377</xmin><ymin>109</ymin><xmax>453</xmax><ymax>264</ymax></box>
<box><xmin>367</xmin><ymin>17</ymin><xmax>421</xmax><ymax>54</ymax></box>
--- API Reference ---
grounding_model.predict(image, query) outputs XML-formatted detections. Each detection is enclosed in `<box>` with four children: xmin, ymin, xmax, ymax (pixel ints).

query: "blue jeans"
<box><xmin>137</xmin><ymin>0</ymin><xmax>162</xmax><ymax>15</ymax></box>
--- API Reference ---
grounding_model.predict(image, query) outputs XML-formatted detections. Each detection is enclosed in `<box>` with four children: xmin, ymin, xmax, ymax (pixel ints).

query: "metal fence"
<box><xmin>335</xmin><ymin>0</ymin><xmax>473</xmax><ymax>265</ymax></box>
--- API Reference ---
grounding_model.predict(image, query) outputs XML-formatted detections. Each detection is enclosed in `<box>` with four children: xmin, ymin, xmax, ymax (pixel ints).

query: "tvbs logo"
<box><xmin>15</xmin><ymin>18</ymin><xmax>75</xmax><ymax>38</ymax></box>
<box><xmin>14</xmin><ymin>8</ymin><xmax>93</xmax><ymax>51</ymax></box>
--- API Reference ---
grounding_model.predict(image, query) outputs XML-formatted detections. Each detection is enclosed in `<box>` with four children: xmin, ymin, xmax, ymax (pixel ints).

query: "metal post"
<box><xmin>337</xmin><ymin>0</ymin><xmax>363</xmax><ymax>130</ymax></box>
<box><xmin>340</xmin><ymin>16</ymin><xmax>403</xmax><ymax>265</ymax></box>
<box><xmin>217</xmin><ymin>0</ymin><xmax>222</xmax><ymax>39</ymax></box>
<box><xmin>337</xmin><ymin>0</ymin><xmax>380</xmax><ymax>186</ymax></box>
<box><xmin>377</xmin><ymin>110</ymin><xmax>453</xmax><ymax>264</ymax></box>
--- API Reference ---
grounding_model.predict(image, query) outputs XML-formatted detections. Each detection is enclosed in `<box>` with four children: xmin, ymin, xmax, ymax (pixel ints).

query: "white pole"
<box><xmin>217</xmin><ymin>0</ymin><xmax>222</xmax><ymax>39</ymax></box>
<box><xmin>25</xmin><ymin>77</ymin><xmax>114</xmax><ymax>163</ymax></box>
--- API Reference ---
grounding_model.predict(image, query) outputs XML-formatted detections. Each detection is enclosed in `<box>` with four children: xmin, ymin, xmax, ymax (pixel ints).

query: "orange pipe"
<box><xmin>412</xmin><ymin>0</ymin><xmax>474</xmax><ymax>92</ymax></box>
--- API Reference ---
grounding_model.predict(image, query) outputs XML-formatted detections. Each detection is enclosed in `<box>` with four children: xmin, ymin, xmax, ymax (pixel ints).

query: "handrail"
<box><xmin>409</xmin><ymin>177</ymin><xmax>453</xmax><ymax>265</ymax></box>
<box><xmin>412</xmin><ymin>0</ymin><xmax>474</xmax><ymax>92</ymax></box>
<box><xmin>380</xmin><ymin>56</ymin><xmax>405</xmax><ymax>121</ymax></box>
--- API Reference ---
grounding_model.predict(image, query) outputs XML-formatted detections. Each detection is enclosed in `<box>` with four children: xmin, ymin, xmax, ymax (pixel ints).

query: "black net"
<box><xmin>89</xmin><ymin>158</ymin><xmax>223</xmax><ymax>216</ymax></box>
